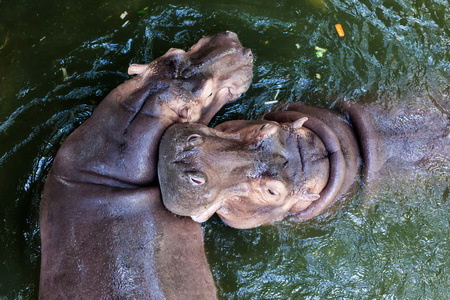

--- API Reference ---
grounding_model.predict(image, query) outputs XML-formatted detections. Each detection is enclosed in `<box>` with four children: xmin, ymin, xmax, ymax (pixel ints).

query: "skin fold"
<box><xmin>40</xmin><ymin>31</ymin><xmax>253</xmax><ymax>299</ymax></box>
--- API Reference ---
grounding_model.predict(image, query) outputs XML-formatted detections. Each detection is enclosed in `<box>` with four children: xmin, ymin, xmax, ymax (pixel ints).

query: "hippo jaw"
<box><xmin>158</xmin><ymin>118</ymin><xmax>329</xmax><ymax>228</ymax></box>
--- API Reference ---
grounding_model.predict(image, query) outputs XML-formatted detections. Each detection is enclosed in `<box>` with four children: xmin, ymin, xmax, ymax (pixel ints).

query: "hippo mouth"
<box><xmin>265</xmin><ymin>111</ymin><xmax>348</xmax><ymax>221</ymax></box>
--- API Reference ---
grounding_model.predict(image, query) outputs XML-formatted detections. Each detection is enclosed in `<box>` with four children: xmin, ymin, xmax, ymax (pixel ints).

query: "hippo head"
<box><xmin>158</xmin><ymin>118</ymin><xmax>329</xmax><ymax>229</ymax></box>
<box><xmin>127</xmin><ymin>31</ymin><xmax>253</xmax><ymax>124</ymax></box>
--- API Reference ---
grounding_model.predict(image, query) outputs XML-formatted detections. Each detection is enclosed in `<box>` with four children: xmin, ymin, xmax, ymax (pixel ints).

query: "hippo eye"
<box><xmin>259</xmin><ymin>180</ymin><xmax>286</xmax><ymax>201</ymax></box>
<box><xmin>267</xmin><ymin>189</ymin><xmax>277</xmax><ymax>196</ymax></box>
<box><xmin>186</xmin><ymin>134</ymin><xmax>204</xmax><ymax>147</ymax></box>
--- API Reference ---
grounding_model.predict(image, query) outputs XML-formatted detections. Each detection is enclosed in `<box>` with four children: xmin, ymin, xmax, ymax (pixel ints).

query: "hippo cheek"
<box><xmin>215</xmin><ymin>181</ymin><xmax>296</xmax><ymax>229</ymax></box>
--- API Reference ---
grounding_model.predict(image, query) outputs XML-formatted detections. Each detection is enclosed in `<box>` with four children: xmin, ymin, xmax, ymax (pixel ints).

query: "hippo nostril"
<box><xmin>185</xmin><ymin>171</ymin><xmax>207</xmax><ymax>186</ymax></box>
<box><xmin>187</xmin><ymin>134</ymin><xmax>201</xmax><ymax>141</ymax></box>
<box><xmin>186</xmin><ymin>134</ymin><xmax>204</xmax><ymax>147</ymax></box>
<box><xmin>191</xmin><ymin>177</ymin><xmax>204</xmax><ymax>185</ymax></box>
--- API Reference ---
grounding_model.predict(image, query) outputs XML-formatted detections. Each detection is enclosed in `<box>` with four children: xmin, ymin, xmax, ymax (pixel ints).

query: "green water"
<box><xmin>0</xmin><ymin>0</ymin><xmax>448</xmax><ymax>298</ymax></box>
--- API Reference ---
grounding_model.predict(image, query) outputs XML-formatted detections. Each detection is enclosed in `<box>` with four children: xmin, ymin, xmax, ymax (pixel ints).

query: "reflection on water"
<box><xmin>0</xmin><ymin>0</ymin><xmax>448</xmax><ymax>298</ymax></box>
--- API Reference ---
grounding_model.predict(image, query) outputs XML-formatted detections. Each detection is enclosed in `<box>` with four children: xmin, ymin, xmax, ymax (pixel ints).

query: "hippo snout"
<box><xmin>173</xmin><ymin>135</ymin><xmax>209</xmax><ymax>188</ymax></box>
<box><xmin>158</xmin><ymin>123</ymin><xmax>220</xmax><ymax>217</ymax></box>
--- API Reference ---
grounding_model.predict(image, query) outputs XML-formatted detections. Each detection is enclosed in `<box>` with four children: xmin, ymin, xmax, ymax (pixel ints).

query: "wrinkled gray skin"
<box><xmin>159</xmin><ymin>100</ymin><xmax>449</xmax><ymax>229</ymax></box>
<box><xmin>40</xmin><ymin>31</ymin><xmax>253</xmax><ymax>299</ymax></box>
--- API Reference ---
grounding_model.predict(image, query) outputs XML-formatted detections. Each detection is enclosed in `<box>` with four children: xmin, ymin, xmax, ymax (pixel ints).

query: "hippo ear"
<box><xmin>301</xmin><ymin>193</ymin><xmax>320</xmax><ymax>202</ymax></box>
<box><xmin>260</xmin><ymin>123</ymin><xmax>279</xmax><ymax>136</ymax></box>
<box><xmin>128</xmin><ymin>64</ymin><xmax>149</xmax><ymax>75</ymax></box>
<box><xmin>290</xmin><ymin>117</ymin><xmax>308</xmax><ymax>130</ymax></box>
<box><xmin>288</xmin><ymin>192</ymin><xmax>320</xmax><ymax>214</ymax></box>
<box><xmin>254</xmin><ymin>122</ymin><xmax>280</xmax><ymax>141</ymax></box>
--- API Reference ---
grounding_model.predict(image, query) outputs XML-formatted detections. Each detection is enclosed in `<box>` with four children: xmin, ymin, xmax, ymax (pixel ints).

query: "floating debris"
<box><xmin>314</xmin><ymin>46</ymin><xmax>327</xmax><ymax>53</ymax></box>
<box><xmin>314</xmin><ymin>46</ymin><xmax>327</xmax><ymax>58</ymax></box>
<box><xmin>295</xmin><ymin>43</ymin><xmax>300</xmax><ymax>49</ymax></box>
<box><xmin>273</xmin><ymin>89</ymin><xmax>280</xmax><ymax>100</ymax></box>
<box><xmin>335</xmin><ymin>24</ymin><xmax>345</xmax><ymax>37</ymax></box>
<box><xmin>138</xmin><ymin>7</ymin><xmax>149</xmax><ymax>14</ymax></box>
<box><xmin>0</xmin><ymin>35</ymin><xmax>8</xmax><ymax>50</ymax></box>
<box><xmin>316</xmin><ymin>73</ymin><xmax>321</xmax><ymax>79</ymax></box>
<box><xmin>61</xmin><ymin>67</ymin><xmax>69</xmax><ymax>80</ymax></box>
<box><xmin>264</xmin><ymin>100</ymin><xmax>278</xmax><ymax>105</ymax></box>
<box><xmin>120</xmin><ymin>11</ymin><xmax>128</xmax><ymax>19</ymax></box>
<box><xmin>122</xmin><ymin>20</ymin><xmax>130</xmax><ymax>28</ymax></box>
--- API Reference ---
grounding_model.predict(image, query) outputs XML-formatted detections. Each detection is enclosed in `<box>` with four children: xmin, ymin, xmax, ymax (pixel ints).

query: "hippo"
<box><xmin>39</xmin><ymin>31</ymin><xmax>253</xmax><ymax>299</ymax></box>
<box><xmin>159</xmin><ymin>100</ymin><xmax>449</xmax><ymax>229</ymax></box>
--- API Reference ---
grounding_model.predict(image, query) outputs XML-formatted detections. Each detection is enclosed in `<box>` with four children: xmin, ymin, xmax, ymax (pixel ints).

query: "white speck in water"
<box><xmin>273</xmin><ymin>89</ymin><xmax>280</xmax><ymax>100</ymax></box>
<box><xmin>61</xmin><ymin>67</ymin><xmax>69</xmax><ymax>79</ymax></box>
<box><xmin>264</xmin><ymin>100</ymin><xmax>278</xmax><ymax>105</ymax></box>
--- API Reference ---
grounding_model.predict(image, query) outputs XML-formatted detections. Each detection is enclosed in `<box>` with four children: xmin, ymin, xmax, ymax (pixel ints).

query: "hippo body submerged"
<box><xmin>39</xmin><ymin>32</ymin><xmax>253</xmax><ymax>299</ymax></box>
<box><xmin>159</xmin><ymin>99</ymin><xmax>449</xmax><ymax>228</ymax></box>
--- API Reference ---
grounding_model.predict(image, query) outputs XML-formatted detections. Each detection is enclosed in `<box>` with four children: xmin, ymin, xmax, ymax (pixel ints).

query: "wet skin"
<box><xmin>159</xmin><ymin>101</ymin><xmax>449</xmax><ymax>229</ymax></box>
<box><xmin>39</xmin><ymin>31</ymin><xmax>253</xmax><ymax>299</ymax></box>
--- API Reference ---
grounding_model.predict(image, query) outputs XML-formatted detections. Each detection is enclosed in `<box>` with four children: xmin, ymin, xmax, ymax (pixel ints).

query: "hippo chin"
<box><xmin>40</xmin><ymin>31</ymin><xmax>253</xmax><ymax>299</ymax></box>
<box><xmin>159</xmin><ymin>101</ymin><xmax>449</xmax><ymax>229</ymax></box>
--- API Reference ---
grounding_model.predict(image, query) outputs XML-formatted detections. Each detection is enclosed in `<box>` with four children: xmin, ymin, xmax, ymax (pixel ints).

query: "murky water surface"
<box><xmin>0</xmin><ymin>0</ymin><xmax>448</xmax><ymax>298</ymax></box>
